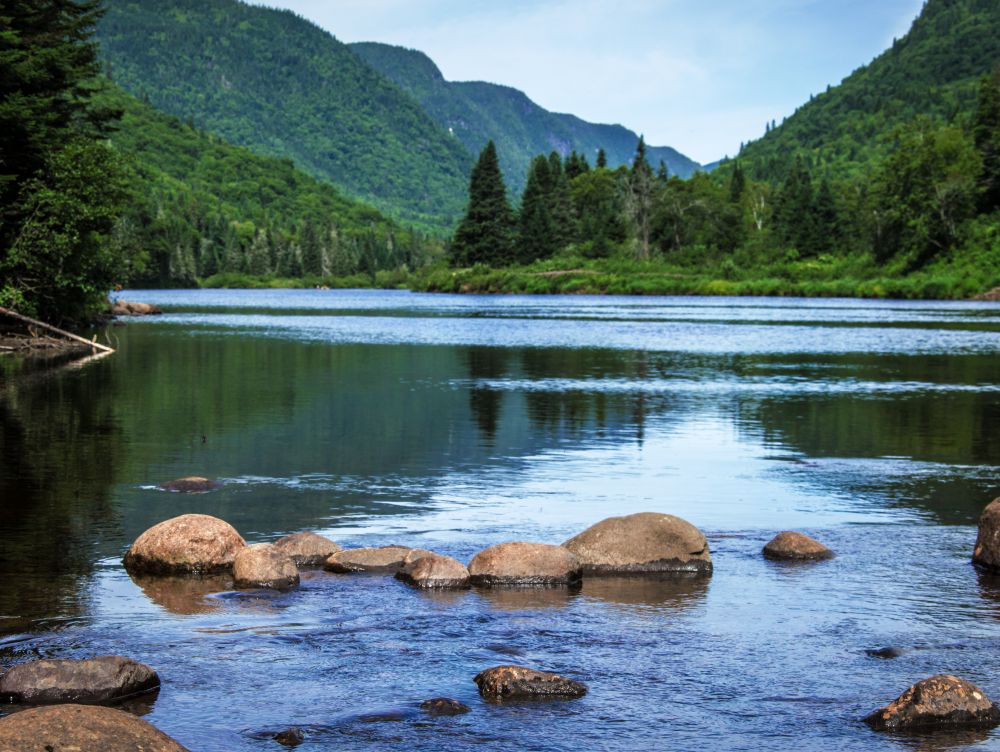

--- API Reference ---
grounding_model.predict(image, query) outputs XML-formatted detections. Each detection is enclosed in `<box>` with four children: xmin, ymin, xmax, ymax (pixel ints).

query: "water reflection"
<box><xmin>129</xmin><ymin>573</ymin><xmax>232</xmax><ymax>615</ymax></box>
<box><xmin>579</xmin><ymin>576</ymin><xmax>709</xmax><ymax>612</ymax></box>
<box><xmin>473</xmin><ymin>587</ymin><xmax>578</xmax><ymax>611</ymax></box>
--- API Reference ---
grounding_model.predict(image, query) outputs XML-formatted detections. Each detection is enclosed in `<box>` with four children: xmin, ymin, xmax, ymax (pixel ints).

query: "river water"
<box><xmin>2</xmin><ymin>290</ymin><xmax>1000</xmax><ymax>751</ymax></box>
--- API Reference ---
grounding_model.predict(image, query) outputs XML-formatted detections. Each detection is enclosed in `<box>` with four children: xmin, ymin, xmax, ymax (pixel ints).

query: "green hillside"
<box><xmin>350</xmin><ymin>42</ymin><xmax>701</xmax><ymax>194</ymax></box>
<box><xmin>96</xmin><ymin>0</ymin><xmax>472</xmax><ymax>231</ymax></box>
<box><xmin>102</xmin><ymin>83</ymin><xmax>438</xmax><ymax>286</ymax></box>
<box><xmin>735</xmin><ymin>0</ymin><xmax>1000</xmax><ymax>180</ymax></box>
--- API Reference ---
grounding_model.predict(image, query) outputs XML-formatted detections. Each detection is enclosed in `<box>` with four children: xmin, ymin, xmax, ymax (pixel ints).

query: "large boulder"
<box><xmin>468</xmin><ymin>542</ymin><xmax>581</xmax><ymax>587</ymax></box>
<box><xmin>396</xmin><ymin>553</ymin><xmax>470</xmax><ymax>589</ymax></box>
<box><xmin>864</xmin><ymin>675</ymin><xmax>1000</xmax><ymax>730</ymax></box>
<box><xmin>233</xmin><ymin>544</ymin><xmax>299</xmax><ymax>589</ymax></box>
<box><xmin>973</xmin><ymin>498</ymin><xmax>1000</xmax><ymax>572</ymax></box>
<box><xmin>762</xmin><ymin>531</ymin><xmax>834</xmax><ymax>561</ymax></box>
<box><xmin>123</xmin><ymin>514</ymin><xmax>246</xmax><ymax>575</ymax></box>
<box><xmin>325</xmin><ymin>545</ymin><xmax>427</xmax><ymax>573</ymax></box>
<box><xmin>272</xmin><ymin>532</ymin><xmax>341</xmax><ymax>567</ymax></box>
<box><xmin>563</xmin><ymin>512</ymin><xmax>711</xmax><ymax>575</ymax></box>
<box><xmin>0</xmin><ymin>657</ymin><xmax>159</xmax><ymax>706</ymax></box>
<box><xmin>0</xmin><ymin>704</ymin><xmax>189</xmax><ymax>751</ymax></box>
<box><xmin>158</xmin><ymin>476</ymin><xmax>222</xmax><ymax>493</ymax></box>
<box><xmin>474</xmin><ymin>665</ymin><xmax>587</xmax><ymax>700</ymax></box>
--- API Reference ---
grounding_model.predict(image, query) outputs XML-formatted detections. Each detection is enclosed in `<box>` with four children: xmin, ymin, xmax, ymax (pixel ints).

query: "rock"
<box><xmin>562</xmin><ymin>512</ymin><xmax>712</xmax><ymax>575</ymax></box>
<box><xmin>762</xmin><ymin>531</ymin><xmax>834</xmax><ymax>561</ymax></box>
<box><xmin>0</xmin><ymin>657</ymin><xmax>159</xmax><ymax>706</ymax></box>
<box><xmin>0</xmin><ymin>704</ymin><xmax>189</xmax><ymax>751</ymax></box>
<box><xmin>324</xmin><ymin>545</ymin><xmax>418</xmax><ymax>573</ymax></box>
<box><xmin>396</xmin><ymin>554</ymin><xmax>470</xmax><ymax>589</ymax></box>
<box><xmin>123</xmin><ymin>514</ymin><xmax>246</xmax><ymax>575</ymax></box>
<box><xmin>233</xmin><ymin>544</ymin><xmax>300</xmax><ymax>589</ymax></box>
<box><xmin>402</xmin><ymin>548</ymin><xmax>435</xmax><ymax>565</ymax></box>
<box><xmin>419</xmin><ymin>697</ymin><xmax>470</xmax><ymax>716</ymax></box>
<box><xmin>975</xmin><ymin>286</ymin><xmax>1000</xmax><ymax>302</ymax></box>
<box><xmin>474</xmin><ymin>665</ymin><xmax>587</xmax><ymax>700</ymax></box>
<box><xmin>112</xmin><ymin>300</ymin><xmax>163</xmax><ymax>317</ymax></box>
<box><xmin>973</xmin><ymin>498</ymin><xmax>1000</xmax><ymax>572</ymax></box>
<box><xmin>468</xmin><ymin>542</ymin><xmax>581</xmax><ymax>587</ymax></box>
<box><xmin>272</xmin><ymin>532</ymin><xmax>341</xmax><ymax>567</ymax></box>
<box><xmin>864</xmin><ymin>675</ymin><xmax>1000</xmax><ymax>731</ymax></box>
<box><xmin>158</xmin><ymin>476</ymin><xmax>221</xmax><ymax>493</ymax></box>
<box><xmin>866</xmin><ymin>647</ymin><xmax>906</xmax><ymax>659</ymax></box>
<box><xmin>272</xmin><ymin>727</ymin><xmax>305</xmax><ymax>747</ymax></box>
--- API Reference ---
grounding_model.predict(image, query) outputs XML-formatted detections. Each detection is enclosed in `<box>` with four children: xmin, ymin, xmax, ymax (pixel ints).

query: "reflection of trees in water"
<box><xmin>0</xmin><ymin>355</ymin><xmax>123</xmax><ymax>632</ymax></box>
<box><xmin>464</xmin><ymin>347</ymin><xmax>510</xmax><ymax>445</ymax></box>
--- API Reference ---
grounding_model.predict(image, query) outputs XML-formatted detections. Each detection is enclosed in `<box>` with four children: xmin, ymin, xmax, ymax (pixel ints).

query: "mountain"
<box><xmin>96</xmin><ymin>0</ymin><xmax>472</xmax><ymax>232</ymax></box>
<box><xmin>350</xmin><ymin>42</ymin><xmax>702</xmax><ymax>193</ymax></box>
<box><xmin>734</xmin><ymin>0</ymin><xmax>1000</xmax><ymax>180</ymax></box>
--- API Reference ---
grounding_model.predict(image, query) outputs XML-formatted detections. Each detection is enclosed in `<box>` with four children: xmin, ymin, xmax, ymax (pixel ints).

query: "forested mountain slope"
<box><xmin>735</xmin><ymin>0</ymin><xmax>1000</xmax><ymax>180</ymax></box>
<box><xmin>96</xmin><ymin>0</ymin><xmax>472</xmax><ymax>231</ymax></box>
<box><xmin>350</xmin><ymin>42</ymin><xmax>701</xmax><ymax>193</ymax></box>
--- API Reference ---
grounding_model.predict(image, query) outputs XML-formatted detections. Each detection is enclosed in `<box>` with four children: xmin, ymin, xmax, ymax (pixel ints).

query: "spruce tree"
<box><xmin>729</xmin><ymin>161</ymin><xmax>746</xmax><ymax>204</ymax></box>
<box><xmin>973</xmin><ymin>71</ymin><xmax>1000</xmax><ymax>213</ymax></box>
<box><xmin>450</xmin><ymin>141</ymin><xmax>515</xmax><ymax>266</ymax></box>
<box><xmin>546</xmin><ymin>152</ymin><xmax>578</xmax><ymax>248</ymax></box>
<box><xmin>596</xmin><ymin>148</ymin><xmax>608</xmax><ymax>169</ymax></box>
<box><xmin>300</xmin><ymin>220</ymin><xmax>322</xmax><ymax>276</ymax></box>
<box><xmin>625</xmin><ymin>136</ymin><xmax>655</xmax><ymax>259</ymax></box>
<box><xmin>517</xmin><ymin>155</ymin><xmax>556</xmax><ymax>263</ymax></box>
<box><xmin>775</xmin><ymin>156</ymin><xmax>814</xmax><ymax>253</ymax></box>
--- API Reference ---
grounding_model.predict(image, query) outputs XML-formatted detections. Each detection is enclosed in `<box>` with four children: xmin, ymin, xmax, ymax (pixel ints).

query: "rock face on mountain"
<box><xmin>123</xmin><ymin>514</ymin><xmax>246</xmax><ymax>575</ymax></box>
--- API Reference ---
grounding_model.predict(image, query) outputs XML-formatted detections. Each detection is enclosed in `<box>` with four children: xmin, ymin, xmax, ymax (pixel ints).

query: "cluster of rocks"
<box><xmin>111</xmin><ymin>299</ymin><xmax>162</xmax><ymax>317</ymax></box>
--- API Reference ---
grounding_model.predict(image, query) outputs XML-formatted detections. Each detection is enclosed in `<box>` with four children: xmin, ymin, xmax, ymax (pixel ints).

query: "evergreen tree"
<box><xmin>809</xmin><ymin>178</ymin><xmax>840</xmax><ymax>255</ymax></box>
<box><xmin>625</xmin><ymin>136</ymin><xmax>655</xmax><ymax>259</ymax></box>
<box><xmin>729</xmin><ymin>161</ymin><xmax>747</xmax><ymax>204</ymax></box>
<box><xmin>546</xmin><ymin>152</ymin><xmax>578</xmax><ymax>248</ymax></box>
<box><xmin>246</xmin><ymin>228</ymin><xmax>271</xmax><ymax>275</ymax></box>
<box><xmin>656</xmin><ymin>161</ymin><xmax>669</xmax><ymax>184</ymax></box>
<box><xmin>564</xmin><ymin>150</ymin><xmax>590</xmax><ymax>180</ymax></box>
<box><xmin>450</xmin><ymin>141</ymin><xmax>515</xmax><ymax>266</ymax></box>
<box><xmin>300</xmin><ymin>220</ymin><xmax>322</xmax><ymax>275</ymax></box>
<box><xmin>973</xmin><ymin>70</ymin><xmax>1000</xmax><ymax>212</ymax></box>
<box><xmin>596</xmin><ymin>148</ymin><xmax>608</xmax><ymax>169</ymax></box>
<box><xmin>774</xmin><ymin>156</ymin><xmax>814</xmax><ymax>253</ymax></box>
<box><xmin>517</xmin><ymin>155</ymin><xmax>557</xmax><ymax>263</ymax></box>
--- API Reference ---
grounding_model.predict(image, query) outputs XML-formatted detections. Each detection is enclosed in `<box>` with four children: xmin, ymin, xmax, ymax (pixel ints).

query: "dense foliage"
<box><xmin>0</xmin><ymin>0</ymin><xmax>131</xmax><ymax>323</ymax></box>
<box><xmin>96</xmin><ymin>0</ymin><xmax>472</xmax><ymax>231</ymax></box>
<box><xmin>350</xmin><ymin>42</ymin><xmax>701</xmax><ymax>196</ymax></box>
<box><xmin>102</xmin><ymin>85</ymin><xmax>440</xmax><ymax>286</ymax></box>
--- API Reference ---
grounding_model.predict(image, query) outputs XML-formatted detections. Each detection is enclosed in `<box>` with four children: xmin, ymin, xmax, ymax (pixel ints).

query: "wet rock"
<box><xmin>233</xmin><ymin>544</ymin><xmax>300</xmax><ymax>590</ymax></box>
<box><xmin>396</xmin><ymin>554</ymin><xmax>470</xmax><ymax>589</ymax></box>
<box><xmin>112</xmin><ymin>300</ymin><xmax>163</xmax><ymax>317</ymax></box>
<box><xmin>272</xmin><ymin>727</ymin><xmax>305</xmax><ymax>747</ymax></box>
<box><xmin>863</xmin><ymin>674</ymin><xmax>1000</xmax><ymax>731</ymax></box>
<box><xmin>0</xmin><ymin>656</ymin><xmax>159</xmax><ymax>706</ymax></box>
<box><xmin>324</xmin><ymin>545</ymin><xmax>418</xmax><ymax>573</ymax></box>
<box><xmin>272</xmin><ymin>532</ymin><xmax>341</xmax><ymax>567</ymax></box>
<box><xmin>866</xmin><ymin>646</ymin><xmax>906</xmax><ymax>659</ymax></box>
<box><xmin>562</xmin><ymin>512</ymin><xmax>712</xmax><ymax>575</ymax></box>
<box><xmin>762</xmin><ymin>531</ymin><xmax>834</xmax><ymax>561</ymax></box>
<box><xmin>0</xmin><ymin>703</ymin><xmax>189</xmax><ymax>751</ymax></box>
<box><xmin>419</xmin><ymin>697</ymin><xmax>470</xmax><ymax>716</ymax></box>
<box><xmin>158</xmin><ymin>476</ymin><xmax>222</xmax><ymax>493</ymax></box>
<box><xmin>973</xmin><ymin>498</ymin><xmax>1000</xmax><ymax>572</ymax></box>
<box><xmin>468</xmin><ymin>542</ymin><xmax>581</xmax><ymax>587</ymax></box>
<box><xmin>402</xmin><ymin>548</ymin><xmax>435</xmax><ymax>565</ymax></box>
<box><xmin>474</xmin><ymin>665</ymin><xmax>587</xmax><ymax>701</ymax></box>
<box><xmin>123</xmin><ymin>514</ymin><xmax>246</xmax><ymax>575</ymax></box>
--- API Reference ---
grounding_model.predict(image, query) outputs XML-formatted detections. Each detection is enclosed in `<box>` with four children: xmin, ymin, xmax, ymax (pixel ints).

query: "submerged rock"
<box><xmin>272</xmin><ymin>727</ymin><xmax>306</xmax><ymax>747</ymax></box>
<box><xmin>233</xmin><ymin>544</ymin><xmax>300</xmax><ymax>590</ymax></box>
<box><xmin>866</xmin><ymin>647</ymin><xmax>906</xmax><ymax>659</ymax></box>
<box><xmin>864</xmin><ymin>675</ymin><xmax>1000</xmax><ymax>731</ymax></box>
<box><xmin>396</xmin><ymin>553</ymin><xmax>470</xmax><ymax>589</ymax></box>
<box><xmin>468</xmin><ymin>542</ymin><xmax>581</xmax><ymax>587</ymax></box>
<box><xmin>123</xmin><ymin>514</ymin><xmax>246</xmax><ymax>575</ymax></box>
<box><xmin>0</xmin><ymin>704</ymin><xmax>189</xmax><ymax>751</ymax></box>
<box><xmin>272</xmin><ymin>532</ymin><xmax>341</xmax><ymax>567</ymax></box>
<box><xmin>0</xmin><ymin>656</ymin><xmax>159</xmax><ymax>706</ymax></box>
<box><xmin>973</xmin><ymin>498</ymin><xmax>1000</xmax><ymax>572</ymax></box>
<box><xmin>158</xmin><ymin>476</ymin><xmax>222</xmax><ymax>493</ymax></box>
<box><xmin>762</xmin><ymin>531</ymin><xmax>834</xmax><ymax>561</ymax></box>
<box><xmin>324</xmin><ymin>545</ymin><xmax>421</xmax><ymax>573</ymax></box>
<box><xmin>474</xmin><ymin>665</ymin><xmax>587</xmax><ymax>700</ymax></box>
<box><xmin>419</xmin><ymin>697</ymin><xmax>470</xmax><ymax>716</ymax></box>
<box><xmin>562</xmin><ymin>512</ymin><xmax>712</xmax><ymax>575</ymax></box>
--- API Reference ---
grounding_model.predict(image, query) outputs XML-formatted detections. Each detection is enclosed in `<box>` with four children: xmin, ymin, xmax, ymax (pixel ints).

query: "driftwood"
<box><xmin>0</xmin><ymin>306</ymin><xmax>114</xmax><ymax>353</ymax></box>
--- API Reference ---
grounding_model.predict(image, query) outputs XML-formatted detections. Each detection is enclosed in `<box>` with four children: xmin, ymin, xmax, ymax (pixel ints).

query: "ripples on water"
<box><xmin>1</xmin><ymin>290</ymin><xmax>1000</xmax><ymax>751</ymax></box>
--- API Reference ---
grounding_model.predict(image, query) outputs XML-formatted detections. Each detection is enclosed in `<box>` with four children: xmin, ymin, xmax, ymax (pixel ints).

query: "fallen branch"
<box><xmin>0</xmin><ymin>306</ymin><xmax>114</xmax><ymax>353</ymax></box>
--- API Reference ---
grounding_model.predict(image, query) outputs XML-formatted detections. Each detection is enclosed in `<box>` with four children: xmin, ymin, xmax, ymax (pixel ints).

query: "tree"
<box><xmin>624</xmin><ymin>136</ymin><xmax>655</xmax><ymax>259</ymax></box>
<box><xmin>546</xmin><ymin>152</ymin><xmax>578</xmax><ymax>248</ymax></box>
<box><xmin>774</xmin><ymin>156</ymin><xmax>814</xmax><ymax>253</ymax></box>
<box><xmin>450</xmin><ymin>141</ymin><xmax>516</xmax><ymax>266</ymax></box>
<box><xmin>973</xmin><ymin>70</ymin><xmax>1000</xmax><ymax>213</ymax></box>
<box><xmin>517</xmin><ymin>156</ymin><xmax>556</xmax><ymax>263</ymax></box>
<box><xmin>246</xmin><ymin>228</ymin><xmax>271</xmax><ymax>275</ymax></box>
<box><xmin>729</xmin><ymin>161</ymin><xmax>746</xmax><ymax>204</ymax></box>
<box><xmin>596</xmin><ymin>148</ymin><xmax>608</xmax><ymax>169</ymax></box>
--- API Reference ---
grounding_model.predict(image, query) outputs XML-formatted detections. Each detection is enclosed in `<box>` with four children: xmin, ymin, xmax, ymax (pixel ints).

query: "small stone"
<box><xmin>123</xmin><ymin>514</ymin><xmax>246</xmax><ymax>575</ymax></box>
<box><xmin>0</xmin><ymin>704</ymin><xmax>189</xmax><ymax>751</ymax></box>
<box><xmin>468</xmin><ymin>542</ymin><xmax>581</xmax><ymax>587</ymax></box>
<box><xmin>0</xmin><ymin>656</ymin><xmax>159</xmax><ymax>706</ymax></box>
<box><xmin>474</xmin><ymin>665</ymin><xmax>587</xmax><ymax>700</ymax></box>
<box><xmin>158</xmin><ymin>476</ymin><xmax>222</xmax><ymax>493</ymax></box>
<box><xmin>272</xmin><ymin>727</ymin><xmax>305</xmax><ymax>747</ymax></box>
<box><xmin>762</xmin><ymin>531</ymin><xmax>834</xmax><ymax>561</ymax></box>
<box><xmin>973</xmin><ymin>498</ymin><xmax>1000</xmax><ymax>572</ymax></box>
<box><xmin>396</xmin><ymin>554</ymin><xmax>470</xmax><ymax>589</ymax></box>
<box><xmin>233</xmin><ymin>544</ymin><xmax>300</xmax><ymax>590</ymax></box>
<box><xmin>272</xmin><ymin>532</ymin><xmax>341</xmax><ymax>567</ymax></box>
<box><xmin>324</xmin><ymin>545</ymin><xmax>416</xmax><ymax>573</ymax></box>
<box><xmin>419</xmin><ymin>697</ymin><xmax>470</xmax><ymax>716</ymax></box>
<box><xmin>562</xmin><ymin>512</ymin><xmax>712</xmax><ymax>575</ymax></box>
<box><xmin>866</xmin><ymin>647</ymin><xmax>905</xmax><ymax>659</ymax></box>
<box><xmin>863</xmin><ymin>674</ymin><xmax>1000</xmax><ymax>730</ymax></box>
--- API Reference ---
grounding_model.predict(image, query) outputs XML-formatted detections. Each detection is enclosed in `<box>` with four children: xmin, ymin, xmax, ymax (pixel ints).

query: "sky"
<box><xmin>261</xmin><ymin>0</ymin><xmax>926</xmax><ymax>165</ymax></box>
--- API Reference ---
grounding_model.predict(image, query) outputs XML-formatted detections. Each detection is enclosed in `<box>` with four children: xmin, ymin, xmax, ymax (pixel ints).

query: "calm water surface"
<box><xmin>2</xmin><ymin>290</ymin><xmax>1000</xmax><ymax>751</ymax></box>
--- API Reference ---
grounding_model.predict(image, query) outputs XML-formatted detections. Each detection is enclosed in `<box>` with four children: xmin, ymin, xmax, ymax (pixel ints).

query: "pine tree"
<box><xmin>729</xmin><ymin>161</ymin><xmax>746</xmax><ymax>204</ymax></box>
<box><xmin>450</xmin><ymin>141</ymin><xmax>515</xmax><ymax>266</ymax></box>
<box><xmin>546</xmin><ymin>152</ymin><xmax>578</xmax><ymax>248</ymax></box>
<box><xmin>596</xmin><ymin>148</ymin><xmax>608</xmax><ymax>169</ymax></box>
<box><xmin>564</xmin><ymin>150</ymin><xmax>590</xmax><ymax>180</ymax></box>
<box><xmin>656</xmin><ymin>161</ymin><xmax>669</xmax><ymax>184</ymax></box>
<box><xmin>775</xmin><ymin>156</ymin><xmax>814</xmax><ymax>253</ymax></box>
<box><xmin>300</xmin><ymin>220</ymin><xmax>322</xmax><ymax>275</ymax></box>
<box><xmin>625</xmin><ymin>136</ymin><xmax>655</xmax><ymax>260</ymax></box>
<box><xmin>517</xmin><ymin>155</ymin><xmax>557</xmax><ymax>263</ymax></box>
<box><xmin>809</xmin><ymin>178</ymin><xmax>840</xmax><ymax>255</ymax></box>
<box><xmin>973</xmin><ymin>71</ymin><xmax>1000</xmax><ymax>212</ymax></box>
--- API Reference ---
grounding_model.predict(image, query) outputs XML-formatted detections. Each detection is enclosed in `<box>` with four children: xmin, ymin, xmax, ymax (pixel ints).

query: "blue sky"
<box><xmin>263</xmin><ymin>0</ymin><xmax>925</xmax><ymax>164</ymax></box>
